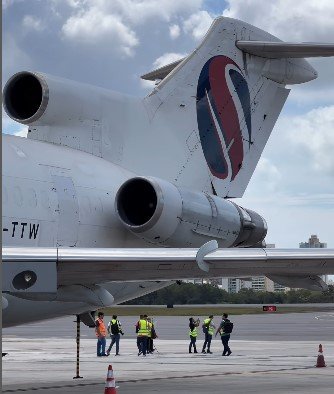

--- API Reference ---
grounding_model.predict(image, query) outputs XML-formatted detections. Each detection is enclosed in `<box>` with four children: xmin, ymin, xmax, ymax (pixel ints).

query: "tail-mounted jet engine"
<box><xmin>3</xmin><ymin>71</ymin><xmax>106</xmax><ymax>126</ymax></box>
<box><xmin>115</xmin><ymin>177</ymin><xmax>267</xmax><ymax>248</ymax></box>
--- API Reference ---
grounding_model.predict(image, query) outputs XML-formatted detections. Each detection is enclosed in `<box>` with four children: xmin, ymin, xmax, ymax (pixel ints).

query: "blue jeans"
<box><xmin>202</xmin><ymin>333</ymin><xmax>212</xmax><ymax>352</ymax></box>
<box><xmin>189</xmin><ymin>336</ymin><xmax>197</xmax><ymax>352</ymax></box>
<box><xmin>138</xmin><ymin>336</ymin><xmax>148</xmax><ymax>355</ymax></box>
<box><xmin>97</xmin><ymin>337</ymin><xmax>106</xmax><ymax>356</ymax></box>
<box><xmin>108</xmin><ymin>334</ymin><xmax>120</xmax><ymax>354</ymax></box>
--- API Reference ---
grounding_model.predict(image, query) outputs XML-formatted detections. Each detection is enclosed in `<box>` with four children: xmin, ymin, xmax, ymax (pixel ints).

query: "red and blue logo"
<box><xmin>196</xmin><ymin>55</ymin><xmax>251</xmax><ymax>181</ymax></box>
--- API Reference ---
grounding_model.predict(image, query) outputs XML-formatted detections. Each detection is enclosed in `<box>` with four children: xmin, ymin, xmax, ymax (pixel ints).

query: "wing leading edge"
<box><xmin>3</xmin><ymin>247</ymin><xmax>334</xmax><ymax>287</ymax></box>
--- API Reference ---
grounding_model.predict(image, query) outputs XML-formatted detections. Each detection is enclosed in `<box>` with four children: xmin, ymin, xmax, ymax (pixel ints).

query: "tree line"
<box><xmin>124</xmin><ymin>282</ymin><xmax>334</xmax><ymax>305</ymax></box>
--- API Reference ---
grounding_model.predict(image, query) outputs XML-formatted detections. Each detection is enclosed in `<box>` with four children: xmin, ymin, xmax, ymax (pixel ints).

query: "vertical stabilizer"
<box><xmin>143</xmin><ymin>17</ymin><xmax>317</xmax><ymax>197</ymax></box>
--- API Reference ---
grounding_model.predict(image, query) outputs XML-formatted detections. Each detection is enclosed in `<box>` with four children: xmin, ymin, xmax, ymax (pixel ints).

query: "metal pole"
<box><xmin>73</xmin><ymin>315</ymin><xmax>83</xmax><ymax>379</ymax></box>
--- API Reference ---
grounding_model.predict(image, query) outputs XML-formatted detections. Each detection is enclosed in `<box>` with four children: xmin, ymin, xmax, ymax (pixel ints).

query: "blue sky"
<box><xmin>2</xmin><ymin>0</ymin><xmax>334</xmax><ymax>248</ymax></box>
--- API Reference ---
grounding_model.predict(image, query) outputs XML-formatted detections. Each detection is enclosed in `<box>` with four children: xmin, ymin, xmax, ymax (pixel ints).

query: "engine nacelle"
<box><xmin>3</xmin><ymin>71</ymin><xmax>108</xmax><ymax>126</ymax></box>
<box><xmin>115</xmin><ymin>176</ymin><xmax>267</xmax><ymax>248</ymax></box>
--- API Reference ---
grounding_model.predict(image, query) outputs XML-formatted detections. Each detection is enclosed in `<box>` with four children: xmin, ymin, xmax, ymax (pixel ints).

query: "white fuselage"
<box><xmin>2</xmin><ymin>134</ymin><xmax>170</xmax><ymax>326</ymax></box>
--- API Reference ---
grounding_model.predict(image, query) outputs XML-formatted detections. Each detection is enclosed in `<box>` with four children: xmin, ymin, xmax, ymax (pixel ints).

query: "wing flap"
<box><xmin>236</xmin><ymin>41</ymin><xmax>334</xmax><ymax>58</ymax></box>
<box><xmin>3</xmin><ymin>247</ymin><xmax>334</xmax><ymax>286</ymax></box>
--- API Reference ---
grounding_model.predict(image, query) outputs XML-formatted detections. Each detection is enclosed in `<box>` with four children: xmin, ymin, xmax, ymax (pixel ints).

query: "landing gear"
<box><xmin>73</xmin><ymin>315</ymin><xmax>83</xmax><ymax>379</ymax></box>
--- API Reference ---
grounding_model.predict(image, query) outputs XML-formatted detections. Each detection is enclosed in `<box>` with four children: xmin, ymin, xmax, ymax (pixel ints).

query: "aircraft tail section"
<box><xmin>143</xmin><ymin>17</ymin><xmax>319</xmax><ymax>198</ymax></box>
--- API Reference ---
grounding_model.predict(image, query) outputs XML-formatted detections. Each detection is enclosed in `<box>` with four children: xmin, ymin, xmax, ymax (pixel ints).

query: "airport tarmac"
<box><xmin>2</xmin><ymin>312</ymin><xmax>334</xmax><ymax>393</ymax></box>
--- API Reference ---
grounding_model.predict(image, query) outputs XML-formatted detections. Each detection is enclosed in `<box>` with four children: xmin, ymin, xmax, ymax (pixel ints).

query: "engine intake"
<box><xmin>3</xmin><ymin>71</ymin><xmax>109</xmax><ymax>128</ymax></box>
<box><xmin>3</xmin><ymin>72</ymin><xmax>48</xmax><ymax>124</ymax></box>
<box><xmin>116</xmin><ymin>176</ymin><xmax>267</xmax><ymax>248</ymax></box>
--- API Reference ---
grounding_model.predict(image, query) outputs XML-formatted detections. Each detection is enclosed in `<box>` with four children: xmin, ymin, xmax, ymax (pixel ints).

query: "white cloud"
<box><xmin>289</xmin><ymin>106</ymin><xmax>334</xmax><ymax>174</ymax></box>
<box><xmin>223</xmin><ymin>0</ymin><xmax>334</xmax><ymax>41</ymax></box>
<box><xmin>61</xmin><ymin>0</ymin><xmax>206</xmax><ymax>56</ymax></box>
<box><xmin>62</xmin><ymin>8</ymin><xmax>139</xmax><ymax>56</ymax></box>
<box><xmin>65</xmin><ymin>0</ymin><xmax>82</xmax><ymax>8</ymax></box>
<box><xmin>2</xmin><ymin>0</ymin><xmax>24</xmax><ymax>9</ymax></box>
<box><xmin>169</xmin><ymin>24</ymin><xmax>180</xmax><ymax>39</ymax></box>
<box><xmin>14</xmin><ymin>127</ymin><xmax>28</xmax><ymax>138</ymax></box>
<box><xmin>251</xmin><ymin>157</ymin><xmax>282</xmax><ymax>193</ymax></box>
<box><xmin>2</xmin><ymin>114</ymin><xmax>28</xmax><ymax>137</ymax></box>
<box><xmin>140</xmin><ymin>78</ymin><xmax>156</xmax><ymax>90</ymax></box>
<box><xmin>183</xmin><ymin>10</ymin><xmax>213</xmax><ymax>40</ymax></box>
<box><xmin>22</xmin><ymin>15</ymin><xmax>45</xmax><ymax>31</ymax></box>
<box><xmin>91</xmin><ymin>0</ymin><xmax>203</xmax><ymax>25</ymax></box>
<box><xmin>139</xmin><ymin>52</ymin><xmax>186</xmax><ymax>91</ymax></box>
<box><xmin>2</xmin><ymin>34</ymin><xmax>32</xmax><ymax>82</ymax></box>
<box><xmin>153</xmin><ymin>52</ymin><xmax>186</xmax><ymax>68</ymax></box>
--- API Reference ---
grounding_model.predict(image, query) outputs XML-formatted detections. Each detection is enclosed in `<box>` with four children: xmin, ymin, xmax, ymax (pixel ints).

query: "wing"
<box><xmin>3</xmin><ymin>246</ymin><xmax>334</xmax><ymax>292</ymax></box>
<box><xmin>236</xmin><ymin>41</ymin><xmax>334</xmax><ymax>58</ymax></box>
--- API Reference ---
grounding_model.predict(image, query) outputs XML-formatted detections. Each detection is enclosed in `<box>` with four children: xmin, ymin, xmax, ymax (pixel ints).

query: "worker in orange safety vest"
<box><xmin>95</xmin><ymin>311</ymin><xmax>107</xmax><ymax>356</ymax></box>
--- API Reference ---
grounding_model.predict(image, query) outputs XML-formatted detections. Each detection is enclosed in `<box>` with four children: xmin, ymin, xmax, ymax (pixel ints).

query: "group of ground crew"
<box><xmin>95</xmin><ymin>312</ymin><xmax>124</xmax><ymax>357</ymax></box>
<box><xmin>135</xmin><ymin>314</ymin><xmax>157</xmax><ymax>356</ymax></box>
<box><xmin>189</xmin><ymin>313</ymin><xmax>233</xmax><ymax>356</ymax></box>
<box><xmin>95</xmin><ymin>312</ymin><xmax>157</xmax><ymax>357</ymax></box>
<box><xmin>95</xmin><ymin>312</ymin><xmax>233</xmax><ymax>357</ymax></box>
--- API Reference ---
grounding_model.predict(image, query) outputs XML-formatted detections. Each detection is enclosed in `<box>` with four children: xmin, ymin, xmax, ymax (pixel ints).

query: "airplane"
<box><xmin>2</xmin><ymin>16</ymin><xmax>334</xmax><ymax>328</ymax></box>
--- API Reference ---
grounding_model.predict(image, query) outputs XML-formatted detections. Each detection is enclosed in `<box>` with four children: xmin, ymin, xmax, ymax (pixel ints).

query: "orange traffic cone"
<box><xmin>316</xmin><ymin>344</ymin><xmax>326</xmax><ymax>368</ymax></box>
<box><xmin>104</xmin><ymin>364</ymin><xmax>117</xmax><ymax>393</ymax></box>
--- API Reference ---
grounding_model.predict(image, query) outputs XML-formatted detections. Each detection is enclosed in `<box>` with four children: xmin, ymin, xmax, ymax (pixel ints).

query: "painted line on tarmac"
<box><xmin>2</xmin><ymin>383</ymin><xmax>104</xmax><ymax>393</ymax></box>
<box><xmin>315</xmin><ymin>314</ymin><xmax>334</xmax><ymax>321</ymax></box>
<box><xmin>2</xmin><ymin>366</ymin><xmax>317</xmax><ymax>393</ymax></box>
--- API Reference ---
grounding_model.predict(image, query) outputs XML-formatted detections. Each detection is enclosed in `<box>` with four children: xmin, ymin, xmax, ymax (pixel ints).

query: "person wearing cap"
<box><xmin>188</xmin><ymin>317</ymin><xmax>200</xmax><ymax>353</ymax></box>
<box><xmin>201</xmin><ymin>314</ymin><xmax>215</xmax><ymax>354</ymax></box>
<box><xmin>95</xmin><ymin>311</ymin><xmax>107</xmax><ymax>357</ymax></box>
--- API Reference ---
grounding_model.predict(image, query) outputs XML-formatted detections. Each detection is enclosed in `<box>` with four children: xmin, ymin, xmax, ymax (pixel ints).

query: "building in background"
<box><xmin>300</xmin><ymin>234</ymin><xmax>327</xmax><ymax>248</ymax></box>
<box><xmin>300</xmin><ymin>235</ymin><xmax>328</xmax><ymax>285</ymax></box>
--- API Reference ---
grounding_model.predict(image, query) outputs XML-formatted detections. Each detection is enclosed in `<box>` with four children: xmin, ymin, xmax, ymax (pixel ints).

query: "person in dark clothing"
<box><xmin>147</xmin><ymin>317</ymin><xmax>158</xmax><ymax>353</ymax></box>
<box><xmin>189</xmin><ymin>317</ymin><xmax>200</xmax><ymax>353</ymax></box>
<box><xmin>215</xmin><ymin>313</ymin><xmax>232</xmax><ymax>356</ymax></box>
<box><xmin>106</xmin><ymin>314</ymin><xmax>124</xmax><ymax>356</ymax></box>
<box><xmin>136</xmin><ymin>314</ymin><xmax>144</xmax><ymax>354</ymax></box>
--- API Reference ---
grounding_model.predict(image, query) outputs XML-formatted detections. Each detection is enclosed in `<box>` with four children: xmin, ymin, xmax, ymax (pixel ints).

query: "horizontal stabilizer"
<box><xmin>141</xmin><ymin>58</ymin><xmax>185</xmax><ymax>81</ymax></box>
<box><xmin>236</xmin><ymin>41</ymin><xmax>334</xmax><ymax>58</ymax></box>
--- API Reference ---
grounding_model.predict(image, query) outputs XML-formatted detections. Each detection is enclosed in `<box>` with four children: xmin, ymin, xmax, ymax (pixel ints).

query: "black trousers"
<box><xmin>202</xmin><ymin>333</ymin><xmax>212</xmax><ymax>351</ymax></box>
<box><xmin>189</xmin><ymin>336</ymin><xmax>197</xmax><ymax>352</ymax></box>
<box><xmin>221</xmin><ymin>334</ymin><xmax>231</xmax><ymax>355</ymax></box>
<box><xmin>148</xmin><ymin>338</ymin><xmax>154</xmax><ymax>352</ymax></box>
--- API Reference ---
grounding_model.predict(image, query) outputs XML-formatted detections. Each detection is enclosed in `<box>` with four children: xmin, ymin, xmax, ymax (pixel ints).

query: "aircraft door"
<box><xmin>51</xmin><ymin>174</ymin><xmax>79</xmax><ymax>247</ymax></box>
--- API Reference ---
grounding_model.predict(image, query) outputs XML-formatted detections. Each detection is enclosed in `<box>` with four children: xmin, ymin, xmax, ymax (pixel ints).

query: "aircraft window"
<box><xmin>13</xmin><ymin>186</ymin><xmax>23</xmax><ymax>207</ymax></box>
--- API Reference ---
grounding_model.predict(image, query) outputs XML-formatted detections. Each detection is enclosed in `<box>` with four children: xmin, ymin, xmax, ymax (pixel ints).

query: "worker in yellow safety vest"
<box><xmin>95</xmin><ymin>311</ymin><xmax>107</xmax><ymax>357</ymax></box>
<box><xmin>201</xmin><ymin>315</ymin><xmax>215</xmax><ymax>354</ymax></box>
<box><xmin>188</xmin><ymin>317</ymin><xmax>200</xmax><ymax>353</ymax></box>
<box><xmin>137</xmin><ymin>314</ymin><xmax>150</xmax><ymax>356</ymax></box>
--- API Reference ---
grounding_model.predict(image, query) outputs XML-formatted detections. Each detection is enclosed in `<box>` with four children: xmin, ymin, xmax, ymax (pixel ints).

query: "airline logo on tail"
<box><xmin>196</xmin><ymin>56</ymin><xmax>251</xmax><ymax>181</ymax></box>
